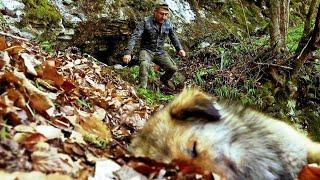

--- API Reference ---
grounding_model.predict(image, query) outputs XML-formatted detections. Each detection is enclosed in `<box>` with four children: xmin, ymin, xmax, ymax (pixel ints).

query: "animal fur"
<box><xmin>129</xmin><ymin>88</ymin><xmax>320</xmax><ymax>179</ymax></box>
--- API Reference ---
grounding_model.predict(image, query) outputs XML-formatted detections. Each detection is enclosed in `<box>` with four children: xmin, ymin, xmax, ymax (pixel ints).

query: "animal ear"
<box><xmin>169</xmin><ymin>88</ymin><xmax>221</xmax><ymax>121</ymax></box>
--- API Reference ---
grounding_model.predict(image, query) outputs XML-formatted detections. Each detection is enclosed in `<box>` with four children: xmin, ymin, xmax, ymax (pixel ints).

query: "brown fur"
<box><xmin>129</xmin><ymin>88</ymin><xmax>320</xmax><ymax>179</ymax></box>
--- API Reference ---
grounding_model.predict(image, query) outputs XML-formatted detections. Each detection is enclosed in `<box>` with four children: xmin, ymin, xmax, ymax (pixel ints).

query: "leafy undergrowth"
<box><xmin>0</xmin><ymin>33</ymin><xmax>219</xmax><ymax>179</ymax></box>
<box><xmin>178</xmin><ymin>37</ymin><xmax>320</xmax><ymax>140</ymax></box>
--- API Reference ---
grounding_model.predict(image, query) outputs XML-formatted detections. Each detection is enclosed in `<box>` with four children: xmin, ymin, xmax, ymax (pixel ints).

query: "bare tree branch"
<box><xmin>254</xmin><ymin>62</ymin><xmax>293</xmax><ymax>70</ymax></box>
<box><xmin>291</xmin><ymin>4</ymin><xmax>320</xmax><ymax>80</ymax></box>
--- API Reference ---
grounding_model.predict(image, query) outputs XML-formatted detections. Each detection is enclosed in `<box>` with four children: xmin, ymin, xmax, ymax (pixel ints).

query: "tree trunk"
<box><xmin>279</xmin><ymin>0</ymin><xmax>290</xmax><ymax>45</ymax></box>
<box><xmin>303</xmin><ymin>0</ymin><xmax>319</xmax><ymax>36</ymax></box>
<box><xmin>291</xmin><ymin>4</ymin><xmax>320</xmax><ymax>80</ymax></box>
<box><xmin>269</xmin><ymin>0</ymin><xmax>283</xmax><ymax>52</ymax></box>
<box><xmin>269</xmin><ymin>0</ymin><xmax>289</xmax><ymax>53</ymax></box>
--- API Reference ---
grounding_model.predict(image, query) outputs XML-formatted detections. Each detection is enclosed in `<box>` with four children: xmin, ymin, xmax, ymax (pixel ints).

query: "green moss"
<box><xmin>0</xmin><ymin>13</ymin><xmax>6</xmax><ymax>31</ymax></box>
<box><xmin>214</xmin><ymin>1</ymin><xmax>266</xmax><ymax>39</ymax></box>
<box><xmin>137</xmin><ymin>88</ymin><xmax>173</xmax><ymax>105</ymax></box>
<box><xmin>22</xmin><ymin>0</ymin><xmax>61</xmax><ymax>25</ymax></box>
<box><xmin>84</xmin><ymin>133</ymin><xmax>109</xmax><ymax>149</ymax></box>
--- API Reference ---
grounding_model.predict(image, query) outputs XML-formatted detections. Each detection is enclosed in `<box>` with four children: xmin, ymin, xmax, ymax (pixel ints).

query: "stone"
<box><xmin>62</xmin><ymin>0</ymin><xmax>74</xmax><ymax>5</ymax></box>
<box><xmin>64</xmin><ymin>28</ymin><xmax>75</xmax><ymax>36</ymax></box>
<box><xmin>1</xmin><ymin>0</ymin><xmax>25</xmax><ymax>11</ymax></box>
<box><xmin>57</xmin><ymin>35</ymin><xmax>73</xmax><ymax>40</ymax></box>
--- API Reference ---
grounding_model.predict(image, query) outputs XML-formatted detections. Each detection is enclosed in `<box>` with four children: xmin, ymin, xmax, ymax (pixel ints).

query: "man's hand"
<box><xmin>178</xmin><ymin>50</ymin><xmax>186</xmax><ymax>57</ymax></box>
<box><xmin>122</xmin><ymin>55</ymin><xmax>132</xmax><ymax>64</ymax></box>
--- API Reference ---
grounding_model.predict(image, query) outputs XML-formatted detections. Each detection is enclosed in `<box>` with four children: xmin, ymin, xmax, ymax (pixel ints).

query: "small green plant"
<box><xmin>218</xmin><ymin>47</ymin><xmax>230</xmax><ymax>69</ymax></box>
<box><xmin>194</xmin><ymin>67</ymin><xmax>217</xmax><ymax>85</ymax></box>
<box><xmin>215</xmin><ymin>85</ymin><xmax>240</xmax><ymax>100</ymax></box>
<box><xmin>213</xmin><ymin>78</ymin><xmax>265</xmax><ymax>108</ymax></box>
<box><xmin>0</xmin><ymin>125</ymin><xmax>11</xmax><ymax>139</ymax></box>
<box><xmin>194</xmin><ymin>70</ymin><xmax>205</xmax><ymax>85</ymax></box>
<box><xmin>84</xmin><ymin>133</ymin><xmax>108</xmax><ymax>149</ymax></box>
<box><xmin>137</xmin><ymin>88</ymin><xmax>173</xmax><ymax>105</ymax></box>
<box><xmin>115</xmin><ymin>66</ymin><xmax>139</xmax><ymax>84</ymax></box>
<box><xmin>41</xmin><ymin>41</ymin><xmax>54</xmax><ymax>52</ymax></box>
<box><xmin>77</xmin><ymin>99</ymin><xmax>92</xmax><ymax>109</ymax></box>
<box><xmin>252</xmin><ymin>35</ymin><xmax>269</xmax><ymax>47</ymax></box>
<box><xmin>286</xmin><ymin>24</ymin><xmax>304</xmax><ymax>52</ymax></box>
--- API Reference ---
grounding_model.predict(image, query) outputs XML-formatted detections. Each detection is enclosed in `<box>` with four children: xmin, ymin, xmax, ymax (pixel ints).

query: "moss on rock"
<box><xmin>0</xmin><ymin>14</ymin><xmax>6</xmax><ymax>31</ymax></box>
<box><xmin>22</xmin><ymin>0</ymin><xmax>61</xmax><ymax>25</ymax></box>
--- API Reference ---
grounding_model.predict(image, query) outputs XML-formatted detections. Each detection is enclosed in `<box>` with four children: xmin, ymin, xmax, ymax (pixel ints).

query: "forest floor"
<box><xmin>0</xmin><ymin>32</ymin><xmax>221</xmax><ymax>179</ymax></box>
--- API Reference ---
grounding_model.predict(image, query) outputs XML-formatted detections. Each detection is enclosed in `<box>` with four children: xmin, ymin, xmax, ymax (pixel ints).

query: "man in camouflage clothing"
<box><xmin>122</xmin><ymin>1</ymin><xmax>186</xmax><ymax>88</ymax></box>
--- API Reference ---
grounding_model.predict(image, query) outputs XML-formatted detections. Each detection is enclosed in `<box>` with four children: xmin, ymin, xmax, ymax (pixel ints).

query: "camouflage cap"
<box><xmin>154</xmin><ymin>1</ymin><xmax>169</xmax><ymax>10</ymax></box>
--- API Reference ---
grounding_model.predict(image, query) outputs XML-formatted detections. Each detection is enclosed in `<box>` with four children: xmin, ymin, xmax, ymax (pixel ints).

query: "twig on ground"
<box><xmin>0</xmin><ymin>31</ymin><xmax>30</xmax><ymax>41</ymax></box>
<box><xmin>254</xmin><ymin>62</ymin><xmax>293</xmax><ymax>70</ymax></box>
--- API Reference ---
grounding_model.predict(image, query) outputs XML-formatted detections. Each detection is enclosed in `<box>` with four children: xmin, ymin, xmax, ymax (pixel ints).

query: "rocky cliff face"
<box><xmin>0</xmin><ymin>0</ymin><xmax>265</xmax><ymax>64</ymax></box>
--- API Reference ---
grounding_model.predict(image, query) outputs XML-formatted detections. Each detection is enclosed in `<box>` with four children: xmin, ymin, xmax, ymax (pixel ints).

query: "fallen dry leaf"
<box><xmin>42</xmin><ymin>60</ymin><xmax>64</xmax><ymax>86</ymax></box>
<box><xmin>63</xmin><ymin>140</ymin><xmax>85</xmax><ymax>156</ymax></box>
<box><xmin>0</xmin><ymin>139</ymin><xmax>32</xmax><ymax>172</ymax></box>
<box><xmin>1</xmin><ymin>94</ymin><xmax>28</xmax><ymax>125</ymax></box>
<box><xmin>114</xmin><ymin>165</ymin><xmax>148</xmax><ymax>180</ymax></box>
<box><xmin>31</xmin><ymin>142</ymin><xmax>82</xmax><ymax>175</ymax></box>
<box><xmin>92</xmin><ymin>106</ymin><xmax>107</xmax><ymax>121</ymax></box>
<box><xmin>0</xmin><ymin>36</ymin><xmax>8</xmax><ymax>50</ymax></box>
<box><xmin>0</xmin><ymin>51</ymin><xmax>10</xmax><ymax>69</ymax></box>
<box><xmin>29</xmin><ymin>93</ymin><xmax>54</xmax><ymax>113</ymax></box>
<box><xmin>35</xmin><ymin>125</ymin><xmax>64</xmax><ymax>140</ymax></box>
<box><xmin>6</xmin><ymin>88</ymin><xmax>26</xmax><ymax>108</ymax></box>
<box><xmin>4</xmin><ymin>45</ymin><xmax>24</xmax><ymax>57</ymax></box>
<box><xmin>7</xmin><ymin>109</ymin><xmax>28</xmax><ymax>125</ymax></box>
<box><xmin>14</xmin><ymin>124</ymin><xmax>35</xmax><ymax>133</ymax></box>
<box><xmin>6</xmin><ymin>70</ymin><xmax>54</xmax><ymax>111</ymax></box>
<box><xmin>89</xmin><ymin>159</ymin><xmax>121</xmax><ymax>180</ymax></box>
<box><xmin>21</xmin><ymin>53</ymin><xmax>40</xmax><ymax>76</ymax></box>
<box><xmin>61</xmin><ymin>80</ymin><xmax>76</xmax><ymax>92</ymax></box>
<box><xmin>76</xmin><ymin>111</ymin><xmax>111</xmax><ymax>141</ymax></box>
<box><xmin>0</xmin><ymin>34</ymin><xmax>156</xmax><ymax>179</ymax></box>
<box><xmin>22</xmin><ymin>133</ymin><xmax>48</xmax><ymax>150</ymax></box>
<box><xmin>0</xmin><ymin>171</ymin><xmax>72</xmax><ymax>180</ymax></box>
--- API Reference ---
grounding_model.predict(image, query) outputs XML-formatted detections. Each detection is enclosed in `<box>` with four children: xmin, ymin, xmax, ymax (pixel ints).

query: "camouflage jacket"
<box><xmin>124</xmin><ymin>16</ymin><xmax>183</xmax><ymax>55</ymax></box>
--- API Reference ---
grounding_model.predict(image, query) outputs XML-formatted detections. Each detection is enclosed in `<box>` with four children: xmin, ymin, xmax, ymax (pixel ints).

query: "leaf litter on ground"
<box><xmin>1</xmin><ymin>32</ymin><xmax>319</xmax><ymax>179</ymax></box>
<box><xmin>0</xmin><ymin>33</ymin><xmax>217</xmax><ymax>179</ymax></box>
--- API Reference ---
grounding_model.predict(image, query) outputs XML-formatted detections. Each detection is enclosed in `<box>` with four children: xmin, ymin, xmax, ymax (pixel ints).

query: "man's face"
<box><xmin>154</xmin><ymin>8</ymin><xmax>169</xmax><ymax>24</ymax></box>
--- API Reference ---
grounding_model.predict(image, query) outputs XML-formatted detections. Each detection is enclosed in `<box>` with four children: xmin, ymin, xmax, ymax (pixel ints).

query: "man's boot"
<box><xmin>160</xmin><ymin>76</ymin><xmax>175</xmax><ymax>90</ymax></box>
<box><xmin>139</xmin><ymin>76</ymin><xmax>148</xmax><ymax>88</ymax></box>
<box><xmin>139</xmin><ymin>61</ymin><xmax>148</xmax><ymax>88</ymax></box>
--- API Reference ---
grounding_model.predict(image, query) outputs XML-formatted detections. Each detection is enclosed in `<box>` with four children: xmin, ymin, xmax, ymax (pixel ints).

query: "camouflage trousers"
<box><xmin>139</xmin><ymin>50</ymin><xmax>177</xmax><ymax>88</ymax></box>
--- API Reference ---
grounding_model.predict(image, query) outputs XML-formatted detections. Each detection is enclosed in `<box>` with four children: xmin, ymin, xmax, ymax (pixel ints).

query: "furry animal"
<box><xmin>129</xmin><ymin>88</ymin><xmax>320</xmax><ymax>180</ymax></box>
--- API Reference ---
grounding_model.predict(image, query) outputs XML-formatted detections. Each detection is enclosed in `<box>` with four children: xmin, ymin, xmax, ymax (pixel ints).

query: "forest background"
<box><xmin>0</xmin><ymin>0</ymin><xmax>320</xmax><ymax>179</ymax></box>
